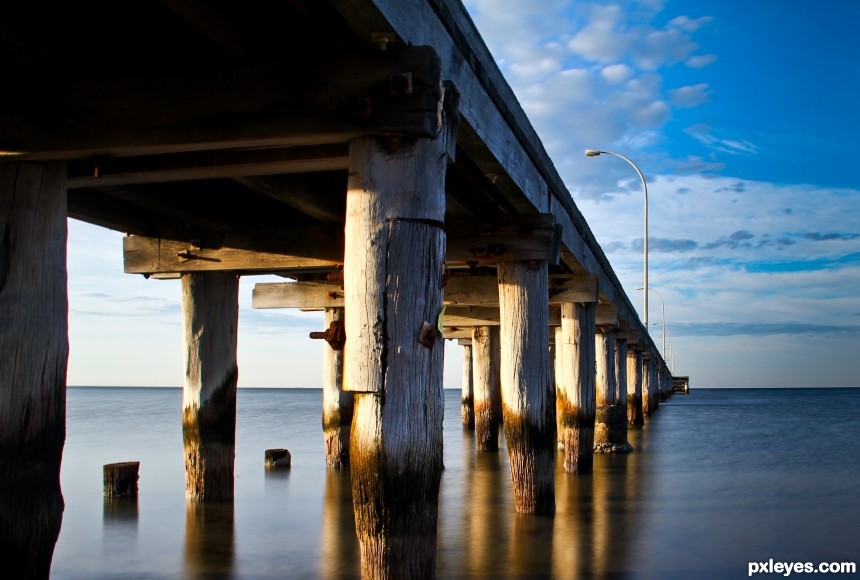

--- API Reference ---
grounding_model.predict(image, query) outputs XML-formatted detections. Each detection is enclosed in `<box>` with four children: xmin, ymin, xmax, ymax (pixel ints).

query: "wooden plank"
<box><xmin>596</xmin><ymin>303</ymin><xmax>619</xmax><ymax>327</ymax></box>
<box><xmin>443</xmin><ymin>275</ymin><xmax>497</xmax><ymax>306</ymax></box>
<box><xmin>67</xmin><ymin>144</ymin><xmax>350</xmax><ymax>189</ymax></box>
<box><xmin>548</xmin><ymin>273</ymin><xmax>598</xmax><ymax>304</ymax></box>
<box><xmin>253</xmin><ymin>282</ymin><xmax>344</xmax><ymax>309</ymax></box>
<box><xmin>234</xmin><ymin>174</ymin><xmax>346</xmax><ymax>225</ymax></box>
<box><xmin>123</xmin><ymin>228</ymin><xmax>343</xmax><ymax>274</ymax></box>
<box><xmin>446</xmin><ymin>214</ymin><xmax>560</xmax><ymax>265</ymax></box>
<box><xmin>1</xmin><ymin>46</ymin><xmax>442</xmax><ymax>159</ymax></box>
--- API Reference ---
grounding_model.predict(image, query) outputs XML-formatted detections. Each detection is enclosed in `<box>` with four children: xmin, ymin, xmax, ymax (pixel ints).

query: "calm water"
<box><xmin>52</xmin><ymin>387</ymin><xmax>860</xmax><ymax>579</ymax></box>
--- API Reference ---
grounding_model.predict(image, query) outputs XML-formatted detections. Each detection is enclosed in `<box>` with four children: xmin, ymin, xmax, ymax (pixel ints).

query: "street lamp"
<box><xmin>585</xmin><ymin>149</ymin><xmax>649</xmax><ymax>331</ymax></box>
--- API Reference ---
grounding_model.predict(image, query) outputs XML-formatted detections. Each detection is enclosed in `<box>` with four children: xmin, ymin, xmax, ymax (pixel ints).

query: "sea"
<box><xmin>51</xmin><ymin>387</ymin><xmax>860</xmax><ymax>579</ymax></box>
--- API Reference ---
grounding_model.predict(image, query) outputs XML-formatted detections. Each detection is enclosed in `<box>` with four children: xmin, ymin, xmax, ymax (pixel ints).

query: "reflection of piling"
<box><xmin>345</xmin><ymin>132</ymin><xmax>449</xmax><ymax>578</ymax></box>
<box><xmin>183</xmin><ymin>501</ymin><xmax>235</xmax><ymax>579</ymax></box>
<box><xmin>321</xmin><ymin>470</ymin><xmax>360</xmax><ymax>578</ymax></box>
<box><xmin>556</xmin><ymin>302</ymin><xmax>596</xmax><ymax>473</ymax></box>
<box><xmin>321</xmin><ymin>307</ymin><xmax>352</xmax><ymax>468</ymax></box>
<box><xmin>0</xmin><ymin>162</ymin><xmax>67</xmax><ymax>579</ymax></box>
<box><xmin>472</xmin><ymin>326</ymin><xmax>502</xmax><ymax>451</ymax></box>
<box><xmin>104</xmin><ymin>461</ymin><xmax>140</xmax><ymax>497</ymax></box>
<box><xmin>498</xmin><ymin>261</ymin><xmax>555</xmax><ymax>515</ymax></box>
<box><xmin>181</xmin><ymin>272</ymin><xmax>239</xmax><ymax>502</ymax></box>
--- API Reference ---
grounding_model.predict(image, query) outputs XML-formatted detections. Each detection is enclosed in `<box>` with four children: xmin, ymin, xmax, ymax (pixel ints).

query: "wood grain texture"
<box><xmin>0</xmin><ymin>162</ymin><xmax>68</xmax><ymax>578</ymax></box>
<box><xmin>345</xmin><ymin>129</ymin><xmax>450</xmax><ymax>577</ymax></box>
<box><xmin>322</xmin><ymin>308</ymin><xmax>352</xmax><ymax>468</ymax></box>
<box><xmin>497</xmin><ymin>260</ymin><xmax>555</xmax><ymax>514</ymax></box>
<box><xmin>461</xmin><ymin>343</ymin><xmax>475</xmax><ymax>429</ymax></box>
<box><xmin>557</xmin><ymin>302</ymin><xmax>596</xmax><ymax>473</ymax></box>
<box><xmin>472</xmin><ymin>326</ymin><xmax>502</xmax><ymax>451</ymax></box>
<box><xmin>181</xmin><ymin>272</ymin><xmax>239</xmax><ymax>501</ymax></box>
<box><xmin>627</xmin><ymin>350</ymin><xmax>644</xmax><ymax>426</ymax></box>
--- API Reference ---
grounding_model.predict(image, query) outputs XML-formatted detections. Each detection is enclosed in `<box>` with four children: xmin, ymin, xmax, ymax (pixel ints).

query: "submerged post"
<box><xmin>181</xmin><ymin>272</ymin><xmax>239</xmax><ymax>501</ymax></box>
<box><xmin>345</xmin><ymin>124</ymin><xmax>452</xmax><ymax>575</ymax></box>
<box><xmin>0</xmin><ymin>162</ymin><xmax>68</xmax><ymax>578</ymax></box>
<box><xmin>627</xmin><ymin>349</ymin><xmax>644</xmax><ymax>426</ymax></box>
<box><xmin>461</xmin><ymin>340</ymin><xmax>475</xmax><ymax>429</ymax></box>
<box><xmin>556</xmin><ymin>302</ymin><xmax>596</xmax><ymax>473</ymax></box>
<box><xmin>472</xmin><ymin>326</ymin><xmax>502</xmax><ymax>451</ymax></box>
<box><xmin>498</xmin><ymin>261</ymin><xmax>555</xmax><ymax>514</ymax></box>
<box><xmin>322</xmin><ymin>307</ymin><xmax>353</xmax><ymax>468</ymax></box>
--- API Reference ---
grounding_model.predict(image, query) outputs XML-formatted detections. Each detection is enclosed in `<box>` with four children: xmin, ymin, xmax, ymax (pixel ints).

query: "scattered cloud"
<box><xmin>672</xmin><ymin>321</ymin><xmax>860</xmax><ymax>338</ymax></box>
<box><xmin>669</xmin><ymin>83</ymin><xmax>712</xmax><ymax>108</ymax></box>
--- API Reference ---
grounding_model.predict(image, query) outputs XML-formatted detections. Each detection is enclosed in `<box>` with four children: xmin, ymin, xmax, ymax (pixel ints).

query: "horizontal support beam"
<box><xmin>443</xmin><ymin>306</ymin><xmax>560</xmax><ymax>327</ymax></box>
<box><xmin>2</xmin><ymin>46</ymin><xmax>442</xmax><ymax>159</ymax></box>
<box><xmin>596</xmin><ymin>303</ymin><xmax>619</xmax><ymax>327</ymax></box>
<box><xmin>67</xmin><ymin>144</ymin><xmax>349</xmax><ymax>188</ymax></box>
<box><xmin>123</xmin><ymin>229</ymin><xmax>343</xmax><ymax>274</ymax></box>
<box><xmin>446</xmin><ymin>214</ymin><xmax>560</xmax><ymax>265</ymax></box>
<box><xmin>548</xmin><ymin>273</ymin><xmax>598</xmax><ymax>304</ymax></box>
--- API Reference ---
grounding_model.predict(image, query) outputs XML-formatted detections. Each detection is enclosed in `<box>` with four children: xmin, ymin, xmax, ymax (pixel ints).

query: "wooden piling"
<box><xmin>594</xmin><ymin>330</ymin><xmax>632</xmax><ymax>453</ymax></box>
<box><xmin>345</xmin><ymin>131</ymin><xmax>450</xmax><ymax>578</ymax></box>
<box><xmin>498</xmin><ymin>260</ymin><xmax>555</xmax><ymax>514</ymax></box>
<box><xmin>322</xmin><ymin>307</ymin><xmax>353</xmax><ymax>468</ymax></box>
<box><xmin>627</xmin><ymin>349</ymin><xmax>644</xmax><ymax>426</ymax></box>
<box><xmin>556</xmin><ymin>302</ymin><xmax>596</xmax><ymax>473</ymax></box>
<box><xmin>104</xmin><ymin>462</ymin><xmax>140</xmax><ymax>497</ymax></box>
<box><xmin>472</xmin><ymin>326</ymin><xmax>502</xmax><ymax>451</ymax></box>
<box><xmin>0</xmin><ymin>162</ymin><xmax>68</xmax><ymax>578</ymax></box>
<box><xmin>461</xmin><ymin>341</ymin><xmax>475</xmax><ymax>429</ymax></box>
<box><xmin>181</xmin><ymin>272</ymin><xmax>239</xmax><ymax>502</ymax></box>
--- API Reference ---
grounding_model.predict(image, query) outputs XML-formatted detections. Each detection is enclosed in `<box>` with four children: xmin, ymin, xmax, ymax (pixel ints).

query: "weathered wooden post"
<box><xmin>460</xmin><ymin>340</ymin><xmax>475</xmax><ymax>429</ymax></box>
<box><xmin>627</xmin><ymin>349</ymin><xmax>644</xmax><ymax>426</ymax></box>
<box><xmin>181</xmin><ymin>272</ymin><xmax>239</xmax><ymax>502</ymax></box>
<box><xmin>556</xmin><ymin>302</ymin><xmax>596</xmax><ymax>473</ymax></box>
<box><xmin>321</xmin><ymin>307</ymin><xmax>353</xmax><ymax>468</ymax></box>
<box><xmin>0</xmin><ymin>162</ymin><xmax>68</xmax><ymax>578</ymax></box>
<box><xmin>345</xmin><ymin>79</ymin><xmax>455</xmax><ymax>576</ymax></box>
<box><xmin>594</xmin><ymin>329</ymin><xmax>615</xmax><ymax>450</ymax></box>
<box><xmin>594</xmin><ymin>329</ymin><xmax>633</xmax><ymax>453</ymax></box>
<box><xmin>104</xmin><ymin>462</ymin><xmax>140</xmax><ymax>497</ymax></box>
<box><xmin>498</xmin><ymin>261</ymin><xmax>555</xmax><ymax>514</ymax></box>
<box><xmin>642</xmin><ymin>356</ymin><xmax>653</xmax><ymax>417</ymax></box>
<box><xmin>472</xmin><ymin>326</ymin><xmax>502</xmax><ymax>451</ymax></box>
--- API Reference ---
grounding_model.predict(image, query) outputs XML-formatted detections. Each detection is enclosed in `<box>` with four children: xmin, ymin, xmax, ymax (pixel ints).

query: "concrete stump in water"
<box><xmin>104</xmin><ymin>462</ymin><xmax>140</xmax><ymax>497</ymax></box>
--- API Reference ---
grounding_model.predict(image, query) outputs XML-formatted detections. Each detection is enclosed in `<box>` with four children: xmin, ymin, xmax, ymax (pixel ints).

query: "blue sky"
<box><xmin>67</xmin><ymin>0</ymin><xmax>860</xmax><ymax>388</ymax></box>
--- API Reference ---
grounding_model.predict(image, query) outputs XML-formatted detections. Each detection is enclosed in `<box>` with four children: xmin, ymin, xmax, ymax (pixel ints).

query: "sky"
<box><xmin>67</xmin><ymin>0</ymin><xmax>860</xmax><ymax>389</ymax></box>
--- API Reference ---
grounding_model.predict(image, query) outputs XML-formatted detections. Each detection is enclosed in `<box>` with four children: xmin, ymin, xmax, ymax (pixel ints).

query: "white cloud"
<box><xmin>686</xmin><ymin>54</ymin><xmax>718</xmax><ymax>68</ymax></box>
<box><xmin>601</xmin><ymin>63</ymin><xmax>634</xmax><ymax>84</ymax></box>
<box><xmin>669</xmin><ymin>83</ymin><xmax>712</xmax><ymax>107</ymax></box>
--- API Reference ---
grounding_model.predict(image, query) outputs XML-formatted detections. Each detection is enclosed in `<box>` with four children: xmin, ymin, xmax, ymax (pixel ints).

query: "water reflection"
<box><xmin>102</xmin><ymin>496</ymin><xmax>139</xmax><ymax>556</ymax></box>
<box><xmin>183</xmin><ymin>502</ymin><xmax>235</xmax><ymax>579</ymax></box>
<box><xmin>320</xmin><ymin>469</ymin><xmax>360</xmax><ymax>578</ymax></box>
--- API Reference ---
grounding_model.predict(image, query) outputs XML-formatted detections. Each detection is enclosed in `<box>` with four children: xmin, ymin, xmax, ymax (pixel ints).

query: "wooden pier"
<box><xmin>0</xmin><ymin>1</ymin><xmax>677</xmax><ymax>577</ymax></box>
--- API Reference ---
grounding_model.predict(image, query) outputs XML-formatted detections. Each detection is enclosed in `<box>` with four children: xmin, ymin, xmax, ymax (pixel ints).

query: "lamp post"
<box><xmin>585</xmin><ymin>149</ymin><xmax>649</xmax><ymax>331</ymax></box>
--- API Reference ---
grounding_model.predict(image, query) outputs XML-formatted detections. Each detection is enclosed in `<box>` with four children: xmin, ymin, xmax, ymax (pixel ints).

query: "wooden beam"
<box><xmin>123</xmin><ymin>228</ymin><xmax>343</xmax><ymax>274</ymax></box>
<box><xmin>253</xmin><ymin>281</ymin><xmax>344</xmax><ymax>309</ymax></box>
<box><xmin>446</xmin><ymin>214</ymin><xmax>560</xmax><ymax>265</ymax></box>
<box><xmin>2</xmin><ymin>46</ymin><xmax>442</xmax><ymax>159</ymax></box>
<box><xmin>596</xmin><ymin>303</ymin><xmax>619</xmax><ymax>327</ymax></box>
<box><xmin>442</xmin><ymin>275</ymin><xmax>497</xmax><ymax>306</ymax></box>
<box><xmin>234</xmin><ymin>174</ymin><xmax>345</xmax><ymax>225</ymax></box>
<box><xmin>67</xmin><ymin>144</ymin><xmax>350</xmax><ymax>189</ymax></box>
<box><xmin>443</xmin><ymin>306</ymin><xmax>561</xmax><ymax>328</ymax></box>
<box><xmin>548</xmin><ymin>273</ymin><xmax>598</xmax><ymax>304</ymax></box>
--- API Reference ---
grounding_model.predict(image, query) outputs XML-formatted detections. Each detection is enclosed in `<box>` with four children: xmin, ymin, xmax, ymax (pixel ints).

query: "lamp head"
<box><xmin>585</xmin><ymin>149</ymin><xmax>601</xmax><ymax>157</ymax></box>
